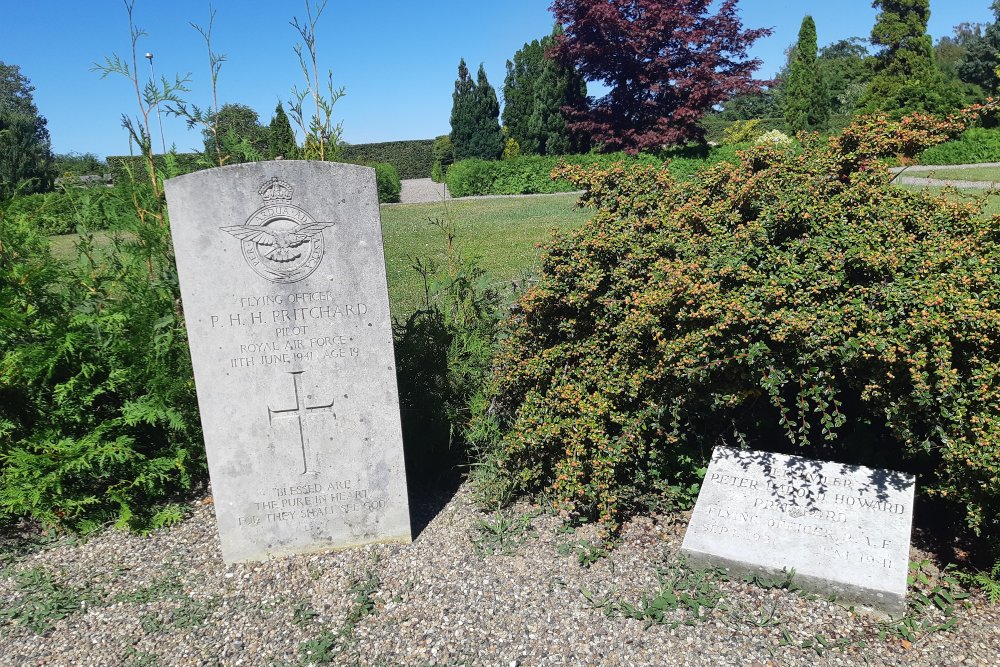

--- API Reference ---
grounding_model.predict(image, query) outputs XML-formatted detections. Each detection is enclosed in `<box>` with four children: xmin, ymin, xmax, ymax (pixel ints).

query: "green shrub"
<box><xmin>701</xmin><ymin>114</ymin><xmax>854</xmax><ymax>144</ymax></box>
<box><xmin>371</xmin><ymin>161</ymin><xmax>400</xmax><ymax>203</ymax></box>
<box><xmin>106</xmin><ymin>153</ymin><xmax>204</xmax><ymax>183</ymax></box>
<box><xmin>53</xmin><ymin>152</ymin><xmax>106</xmax><ymax>177</ymax></box>
<box><xmin>394</xmin><ymin>218</ymin><xmax>502</xmax><ymax>487</ymax></box>
<box><xmin>755</xmin><ymin>129</ymin><xmax>793</xmax><ymax>145</ymax></box>
<box><xmin>2</xmin><ymin>183</ymin><xmax>145</xmax><ymax>235</ymax></box>
<box><xmin>722</xmin><ymin>119</ymin><xmax>762</xmax><ymax>145</ymax></box>
<box><xmin>475</xmin><ymin>105</ymin><xmax>1000</xmax><ymax>537</ymax></box>
<box><xmin>444</xmin><ymin>159</ymin><xmax>503</xmax><ymax>198</ymax></box>
<box><xmin>919</xmin><ymin>127</ymin><xmax>1000</xmax><ymax>165</ymax></box>
<box><xmin>431</xmin><ymin>135</ymin><xmax>455</xmax><ymax>184</ymax></box>
<box><xmin>502</xmin><ymin>137</ymin><xmax>522</xmax><ymax>160</ymax></box>
<box><xmin>0</xmin><ymin>167</ymin><xmax>204</xmax><ymax>533</ymax></box>
<box><xmin>431</xmin><ymin>161</ymin><xmax>445</xmax><ymax>184</ymax></box>
<box><xmin>444</xmin><ymin>149</ymin><xmax>745</xmax><ymax>198</ymax></box>
<box><xmin>340</xmin><ymin>139</ymin><xmax>434</xmax><ymax>179</ymax></box>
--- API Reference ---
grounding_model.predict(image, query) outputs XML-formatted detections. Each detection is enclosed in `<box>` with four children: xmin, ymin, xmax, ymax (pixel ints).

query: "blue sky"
<box><xmin>1</xmin><ymin>1</ymin><xmax>994</xmax><ymax>158</ymax></box>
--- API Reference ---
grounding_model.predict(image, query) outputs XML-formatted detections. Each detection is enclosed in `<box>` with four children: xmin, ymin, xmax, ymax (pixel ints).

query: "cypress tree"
<box><xmin>449</xmin><ymin>59</ymin><xmax>478</xmax><ymax>160</ymax></box>
<box><xmin>267</xmin><ymin>102</ymin><xmax>298</xmax><ymax>159</ymax></box>
<box><xmin>503</xmin><ymin>39</ymin><xmax>546</xmax><ymax>153</ymax></box>
<box><xmin>503</xmin><ymin>26</ymin><xmax>588</xmax><ymax>155</ymax></box>
<box><xmin>469</xmin><ymin>64</ymin><xmax>503</xmax><ymax>160</ymax></box>
<box><xmin>450</xmin><ymin>60</ymin><xmax>503</xmax><ymax>160</ymax></box>
<box><xmin>527</xmin><ymin>57</ymin><xmax>572</xmax><ymax>155</ymax></box>
<box><xmin>784</xmin><ymin>16</ymin><xmax>830</xmax><ymax>132</ymax></box>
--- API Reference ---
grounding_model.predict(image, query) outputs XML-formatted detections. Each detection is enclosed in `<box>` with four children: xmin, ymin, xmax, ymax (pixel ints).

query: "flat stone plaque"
<box><xmin>681</xmin><ymin>446</ymin><xmax>915</xmax><ymax>617</ymax></box>
<box><xmin>165</xmin><ymin>161</ymin><xmax>411</xmax><ymax>563</ymax></box>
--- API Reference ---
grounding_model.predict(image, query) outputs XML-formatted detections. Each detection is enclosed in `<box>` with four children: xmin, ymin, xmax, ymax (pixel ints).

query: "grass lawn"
<box><xmin>902</xmin><ymin>166</ymin><xmax>1000</xmax><ymax>182</ymax></box>
<box><xmin>380</xmin><ymin>194</ymin><xmax>590</xmax><ymax>315</ymax></box>
<box><xmin>47</xmin><ymin>193</ymin><xmax>592</xmax><ymax>319</ymax></box>
<box><xmin>897</xmin><ymin>185</ymin><xmax>1000</xmax><ymax>217</ymax></box>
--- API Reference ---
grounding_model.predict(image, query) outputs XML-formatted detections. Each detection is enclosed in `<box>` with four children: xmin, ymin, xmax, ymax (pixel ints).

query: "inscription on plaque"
<box><xmin>681</xmin><ymin>446</ymin><xmax>915</xmax><ymax>617</ymax></box>
<box><xmin>165</xmin><ymin>161</ymin><xmax>411</xmax><ymax>563</ymax></box>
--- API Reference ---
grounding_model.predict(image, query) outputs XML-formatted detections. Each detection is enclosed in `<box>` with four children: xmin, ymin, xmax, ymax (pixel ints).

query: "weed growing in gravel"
<box><xmin>294</xmin><ymin>567</ymin><xmax>383</xmax><ymax>666</ymax></box>
<box><xmin>877</xmin><ymin>560</ymin><xmax>969</xmax><ymax>643</ymax></box>
<box><xmin>292</xmin><ymin>601</ymin><xmax>321</xmax><ymax>627</ymax></box>
<box><xmin>170</xmin><ymin>594</ymin><xmax>219</xmax><ymax>629</ymax></box>
<box><xmin>140</xmin><ymin>612</ymin><xmax>168</xmax><ymax>634</ymax></box>
<box><xmin>954</xmin><ymin>559</ymin><xmax>1000</xmax><ymax>603</ymax></box>
<box><xmin>582</xmin><ymin>561</ymin><xmax>728</xmax><ymax>628</ymax></box>
<box><xmin>555</xmin><ymin>537</ymin><xmax>612</xmax><ymax>568</ymax></box>
<box><xmin>778</xmin><ymin>630</ymin><xmax>861</xmax><ymax>656</ymax></box>
<box><xmin>741</xmin><ymin>568</ymin><xmax>801</xmax><ymax>592</ymax></box>
<box><xmin>0</xmin><ymin>567</ymin><xmax>102</xmax><ymax>634</ymax></box>
<box><xmin>113</xmin><ymin>566</ymin><xmax>185</xmax><ymax>604</ymax></box>
<box><xmin>470</xmin><ymin>508</ymin><xmax>538</xmax><ymax>558</ymax></box>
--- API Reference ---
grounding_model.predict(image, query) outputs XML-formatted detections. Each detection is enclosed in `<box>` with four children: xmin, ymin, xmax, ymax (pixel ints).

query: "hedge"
<box><xmin>340</xmin><ymin>139</ymin><xmax>434</xmax><ymax>179</ymax></box>
<box><xmin>444</xmin><ymin>147</ymin><xmax>747</xmax><ymax>198</ymax></box>
<box><xmin>919</xmin><ymin>127</ymin><xmax>1000</xmax><ymax>165</ymax></box>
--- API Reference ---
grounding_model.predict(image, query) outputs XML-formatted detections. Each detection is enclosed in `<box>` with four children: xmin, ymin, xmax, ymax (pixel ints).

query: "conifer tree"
<box><xmin>267</xmin><ymin>102</ymin><xmax>298</xmax><ymax>159</ymax></box>
<box><xmin>860</xmin><ymin>0</ymin><xmax>960</xmax><ymax>115</ymax></box>
<box><xmin>503</xmin><ymin>27</ymin><xmax>588</xmax><ymax>155</ymax></box>
<box><xmin>784</xmin><ymin>16</ymin><xmax>830</xmax><ymax>132</ymax></box>
<box><xmin>449</xmin><ymin>59</ymin><xmax>477</xmax><ymax>160</ymax></box>
<box><xmin>449</xmin><ymin>60</ymin><xmax>503</xmax><ymax>160</ymax></box>
<box><xmin>469</xmin><ymin>64</ymin><xmax>503</xmax><ymax>160</ymax></box>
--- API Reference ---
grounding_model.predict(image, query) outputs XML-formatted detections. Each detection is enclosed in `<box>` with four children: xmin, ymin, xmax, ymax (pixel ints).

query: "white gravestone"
<box><xmin>165</xmin><ymin>161</ymin><xmax>411</xmax><ymax>563</ymax></box>
<box><xmin>681</xmin><ymin>446</ymin><xmax>915</xmax><ymax>617</ymax></box>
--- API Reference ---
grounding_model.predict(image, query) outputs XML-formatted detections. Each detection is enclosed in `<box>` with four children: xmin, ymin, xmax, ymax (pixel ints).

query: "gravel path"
<box><xmin>889</xmin><ymin>163</ymin><xmax>1000</xmax><ymax>189</ymax></box>
<box><xmin>398</xmin><ymin>179</ymin><xmax>450</xmax><ymax>204</ymax></box>
<box><xmin>2</xmin><ymin>483</ymin><xmax>998</xmax><ymax>667</ymax></box>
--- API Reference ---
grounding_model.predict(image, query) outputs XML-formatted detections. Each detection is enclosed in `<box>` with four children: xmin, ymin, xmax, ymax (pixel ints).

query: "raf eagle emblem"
<box><xmin>222</xmin><ymin>177</ymin><xmax>335</xmax><ymax>284</ymax></box>
<box><xmin>221</xmin><ymin>222</ymin><xmax>335</xmax><ymax>263</ymax></box>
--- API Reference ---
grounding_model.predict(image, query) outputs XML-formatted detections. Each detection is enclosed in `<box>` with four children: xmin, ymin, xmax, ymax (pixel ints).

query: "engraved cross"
<box><xmin>268</xmin><ymin>371</ymin><xmax>335</xmax><ymax>475</ymax></box>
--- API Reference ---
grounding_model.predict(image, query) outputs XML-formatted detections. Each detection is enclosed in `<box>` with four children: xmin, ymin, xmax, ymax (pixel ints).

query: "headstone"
<box><xmin>164</xmin><ymin>161</ymin><xmax>411</xmax><ymax>563</ymax></box>
<box><xmin>680</xmin><ymin>446</ymin><xmax>915</xmax><ymax>617</ymax></box>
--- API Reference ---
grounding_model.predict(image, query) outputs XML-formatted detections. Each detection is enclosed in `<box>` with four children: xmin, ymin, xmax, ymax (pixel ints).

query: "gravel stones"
<box><xmin>2</xmin><ymin>483</ymin><xmax>999</xmax><ymax>666</ymax></box>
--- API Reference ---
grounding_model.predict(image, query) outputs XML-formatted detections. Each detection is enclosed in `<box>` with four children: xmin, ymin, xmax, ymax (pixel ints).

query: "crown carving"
<box><xmin>259</xmin><ymin>177</ymin><xmax>294</xmax><ymax>204</ymax></box>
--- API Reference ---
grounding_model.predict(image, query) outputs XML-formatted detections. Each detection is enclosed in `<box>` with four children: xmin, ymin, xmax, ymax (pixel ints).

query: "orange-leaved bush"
<box><xmin>476</xmin><ymin>104</ymin><xmax>1000</xmax><ymax>536</ymax></box>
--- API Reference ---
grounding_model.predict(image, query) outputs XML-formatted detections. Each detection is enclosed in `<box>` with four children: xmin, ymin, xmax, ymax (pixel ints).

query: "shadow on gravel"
<box><xmin>394</xmin><ymin>309</ymin><xmax>472</xmax><ymax>541</ymax></box>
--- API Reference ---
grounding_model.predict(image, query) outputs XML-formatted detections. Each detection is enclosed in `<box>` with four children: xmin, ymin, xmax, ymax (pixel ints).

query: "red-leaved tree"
<box><xmin>549</xmin><ymin>0</ymin><xmax>772</xmax><ymax>153</ymax></box>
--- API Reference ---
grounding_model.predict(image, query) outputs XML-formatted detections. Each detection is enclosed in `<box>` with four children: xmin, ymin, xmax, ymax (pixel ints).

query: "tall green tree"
<box><xmin>204</xmin><ymin>103</ymin><xmax>269</xmax><ymax>164</ymax></box>
<box><xmin>959</xmin><ymin>4</ymin><xmax>1000</xmax><ymax>93</ymax></box>
<box><xmin>503</xmin><ymin>27</ymin><xmax>588</xmax><ymax>155</ymax></box>
<box><xmin>860</xmin><ymin>0</ymin><xmax>961</xmax><ymax>115</ymax></box>
<box><xmin>818</xmin><ymin>38</ymin><xmax>872</xmax><ymax>115</ymax></box>
<box><xmin>450</xmin><ymin>59</ymin><xmax>477</xmax><ymax>160</ymax></box>
<box><xmin>784</xmin><ymin>16</ymin><xmax>830</xmax><ymax>132</ymax></box>
<box><xmin>471</xmin><ymin>64</ymin><xmax>504</xmax><ymax>159</ymax></box>
<box><xmin>0</xmin><ymin>62</ymin><xmax>54</xmax><ymax>199</ymax></box>
<box><xmin>449</xmin><ymin>60</ymin><xmax>503</xmax><ymax>160</ymax></box>
<box><xmin>267</xmin><ymin>102</ymin><xmax>298</xmax><ymax>159</ymax></box>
